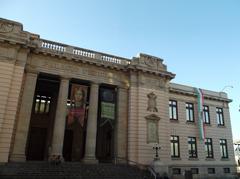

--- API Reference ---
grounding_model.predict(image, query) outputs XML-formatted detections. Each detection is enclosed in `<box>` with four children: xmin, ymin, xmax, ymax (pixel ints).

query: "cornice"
<box><xmin>169</xmin><ymin>86</ymin><xmax>232</xmax><ymax>103</ymax></box>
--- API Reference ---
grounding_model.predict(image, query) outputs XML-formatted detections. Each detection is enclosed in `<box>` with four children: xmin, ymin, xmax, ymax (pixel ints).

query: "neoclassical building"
<box><xmin>0</xmin><ymin>18</ymin><xmax>236</xmax><ymax>178</ymax></box>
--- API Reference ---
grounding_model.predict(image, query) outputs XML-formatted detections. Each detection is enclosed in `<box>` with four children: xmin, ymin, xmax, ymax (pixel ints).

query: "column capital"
<box><xmin>90</xmin><ymin>81</ymin><xmax>100</xmax><ymax>86</ymax></box>
<box><xmin>25</xmin><ymin>69</ymin><xmax>39</xmax><ymax>76</ymax></box>
<box><xmin>117</xmin><ymin>85</ymin><xmax>129</xmax><ymax>90</ymax></box>
<box><xmin>60</xmin><ymin>75</ymin><xmax>71</xmax><ymax>81</ymax></box>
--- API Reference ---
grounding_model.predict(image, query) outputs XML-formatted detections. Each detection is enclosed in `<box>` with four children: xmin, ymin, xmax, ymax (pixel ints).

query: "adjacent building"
<box><xmin>0</xmin><ymin>18</ymin><xmax>236</xmax><ymax>178</ymax></box>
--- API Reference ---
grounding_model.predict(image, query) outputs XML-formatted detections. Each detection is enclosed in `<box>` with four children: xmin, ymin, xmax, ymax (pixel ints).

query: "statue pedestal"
<box><xmin>151</xmin><ymin>158</ymin><xmax>168</xmax><ymax>176</ymax></box>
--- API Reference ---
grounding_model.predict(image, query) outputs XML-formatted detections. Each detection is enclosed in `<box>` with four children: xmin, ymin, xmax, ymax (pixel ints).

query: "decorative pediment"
<box><xmin>131</xmin><ymin>53</ymin><xmax>167</xmax><ymax>71</ymax></box>
<box><xmin>0</xmin><ymin>22</ymin><xmax>14</xmax><ymax>33</ymax></box>
<box><xmin>0</xmin><ymin>18</ymin><xmax>23</xmax><ymax>34</ymax></box>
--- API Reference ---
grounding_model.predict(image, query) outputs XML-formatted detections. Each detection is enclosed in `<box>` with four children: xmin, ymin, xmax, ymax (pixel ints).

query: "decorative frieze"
<box><xmin>29</xmin><ymin>57</ymin><xmax>129</xmax><ymax>88</ymax></box>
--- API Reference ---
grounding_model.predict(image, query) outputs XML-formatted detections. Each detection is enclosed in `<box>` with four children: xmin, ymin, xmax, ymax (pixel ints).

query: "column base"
<box><xmin>49</xmin><ymin>154</ymin><xmax>64</xmax><ymax>163</ymax></box>
<box><xmin>82</xmin><ymin>156</ymin><xmax>98</xmax><ymax>164</ymax></box>
<box><xmin>9</xmin><ymin>153</ymin><xmax>26</xmax><ymax>162</ymax></box>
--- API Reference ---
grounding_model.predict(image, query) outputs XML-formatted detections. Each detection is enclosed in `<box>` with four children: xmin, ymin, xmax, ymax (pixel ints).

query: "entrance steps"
<box><xmin>0</xmin><ymin>162</ymin><xmax>153</xmax><ymax>179</ymax></box>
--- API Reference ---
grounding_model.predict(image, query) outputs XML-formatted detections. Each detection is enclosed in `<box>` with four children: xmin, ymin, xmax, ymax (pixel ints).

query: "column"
<box><xmin>115</xmin><ymin>87</ymin><xmax>128</xmax><ymax>162</ymax></box>
<box><xmin>10</xmin><ymin>72</ymin><xmax>38</xmax><ymax>161</ymax></box>
<box><xmin>50</xmin><ymin>77</ymin><xmax>69</xmax><ymax>158</ymax></box>
<box><xmin>83</xmin><ymin>82</ymin><xmax>99</xmax><ymax>163</ymax></box>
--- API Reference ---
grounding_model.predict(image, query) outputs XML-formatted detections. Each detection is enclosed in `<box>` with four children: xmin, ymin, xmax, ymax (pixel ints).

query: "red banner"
<box><xmin>67</xmin><ymin>84</ymin><xmax>88</xmax><ymax>127</ymax></box>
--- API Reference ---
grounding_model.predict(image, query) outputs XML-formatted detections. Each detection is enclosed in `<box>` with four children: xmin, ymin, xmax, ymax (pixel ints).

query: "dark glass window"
<box><xmin>203</xmin><ymin>105</ymin><xmax>210</xmax><ymax>124</ymax></box>
<box><xmin>208</xmin><ymin>168</ymin><xmax>215</xmax><ymax>174</ymax></box>
<box><xmin>186</xmin><ymin>103</ymin><xmax>194</xmax><ymax>122</ymax></box>
<box><xmin>169</xmin><ymin>100</ymin><xmax>178</xmax><ymax>120</ymax></box>
<box><xmin>191</xmin><ymin>168</ymin><xmax>199</xmax><ymax>174</ymax></box>
<box><xmin>188</xmin><ymin>137</ymin><xmax>197</xmax><ymax>158</ymax></box>
<box><xmin>171</xmin><ymin>136</ymin><xmax>180</xmax><ymax>157</ymax></box>
<box><xmin>172</xmin><ymin>168</ymin><xmax>181</xmax><ymax>175</ymax></box>
<box><xmin>34</xmin><ymin>95</ymin><xmax>51</xmax><ymax>114</ymax></box>
<box><xmin>220</xmin><ymin>139</ymin><xmax>228</xmax><ymax>158</ymax></box>
<box><xmin>216</xmin><ymin>107</ymin><xmax>224</xmax><ymax>126</ymax></box>
<box><xmin>223</xmin><ymin>168</ymin><xmax>230</xmax><ymax>173</ymax></box>
<box><xmin>205</xmin><ymin>138</ymin><xmax>214</xmax><ymax>158</ymax></box>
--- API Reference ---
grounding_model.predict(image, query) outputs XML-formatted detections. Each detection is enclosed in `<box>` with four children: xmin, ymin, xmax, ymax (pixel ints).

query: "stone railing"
<box><xmin>41</xmin><ymin>40</ymin><xmax>66</xmax><ymax>52</ymax></box>
<box><xmin>73</xmin><ymin>48</ymin><xmax>95</xmax><ymax>59</ymax></box>
<box><xmin>39</xmin><ymin>39</ymin><xmax>131</xmax><ymax>66</ymax></box>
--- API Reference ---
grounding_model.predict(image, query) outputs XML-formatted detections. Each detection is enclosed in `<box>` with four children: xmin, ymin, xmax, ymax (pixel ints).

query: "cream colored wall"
<box><xmin>128</xmin><ymin>72</ymin><xmax>171</xmax><ymax>165</ymax></box>
<box><xmin>167</xmin><ymin>92</ymin><xmax>236</xmax><ymax>177</ymax></box>
<box><xmin>128</xmin><ymin>77</ymin><xmax>236</xmax><ymax>176</ymax></box>
<box><xmin>0</xmin><ymin>61</ymin><xmax>24</xmax><ymax>162</ymax></box>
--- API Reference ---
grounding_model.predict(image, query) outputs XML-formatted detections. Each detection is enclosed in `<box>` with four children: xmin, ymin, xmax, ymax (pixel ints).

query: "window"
<box><xmin>205</xmin><ymin>138</ymin><xmax>214</xmax><ymax>158</ymax></box>
<box><xmin>169</xmin><ymin>100</ymin><xmax>178</xmax><ymax>120</ymax></box>
<box><xmin>188</xmin><ymin>137</ymin><xmax>197</xmax><ymax>158</ymax></box>
<box><xmin>186</xmin><ymin>103</ymin><xmax>194</xmax><ymax>122</ymax></box>
<box><xmin>208</xmin><ymin>168</ymin><xmax>215</xmax><ymax>174</ymax></box>
<box><xmin>220</xmin><ymin>139</ymin><xmax>228</xmax><ymax>158</ymax></box>
<box><xmin>216</xmin><ymin>107</ymin><xmax>224</xmax><ymax>126</ymax></box>
<box><xmin>203</xmin><ymin>105</ymin><xmax>210</xmax><ymax>124</ymax></box>
<box><xmin>223</xmin><ymin>168</ymin><xmax>230</xmax><ymax>173</ymax></box>
<box><xmin>172</xmin><ymin>168</ymin><xmax>181</xmax><ymax>175</ymax></box>
<box><xmin>171</xmin><ymin>136</ymin><xmax>180</xmax><ymax>158</ymax></box>
<box><xmin>34</xmin><ymin>95</ymin><xmax>51</xmax><ymax>114</ymax></box>
<box><xmin>191</xmin><ymin>168</ymin><xmax>199</xmax><ymax>174</ymax></box>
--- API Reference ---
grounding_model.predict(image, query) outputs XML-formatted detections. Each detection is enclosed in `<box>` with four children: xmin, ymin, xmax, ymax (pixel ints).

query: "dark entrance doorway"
<box><xmin>62</xmin><ymin>130</ymin><xmax>73</xmax><ymax>161</ymax></box>
<box><xmin>26</xmin><ymin>74</ymin><xmax>59</xmax><ymax>161</ymax></box>
<box><xmin>96</xmin><ymin>86</ymin><xmax>116</xmax><ymax>162</ymax></box>
<box><xmin>26</xmin><ymin>127</ymin><xmax>47</xmax><ymax>160</ymax></box>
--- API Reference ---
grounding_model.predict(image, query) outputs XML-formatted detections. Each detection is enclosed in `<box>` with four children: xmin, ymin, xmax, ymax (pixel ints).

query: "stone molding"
<box><xmin>169</xmin><ymin>83</ymin><xmax>232</xmax><ymax>103</ymax></box>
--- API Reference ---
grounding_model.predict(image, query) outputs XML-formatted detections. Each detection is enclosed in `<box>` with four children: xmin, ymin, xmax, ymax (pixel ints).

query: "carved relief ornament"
<box><xmin>147</xmin><ymin>92</ymin><xmax>158</xmax><ymax>112</ymax></box>
<box><xmin>0</xmin><ymin>22</ymin><xmax>14</xmax><ymax>33</ymax></box>
<box><xmin>145</xmin><ymin>114</ymin><xmax>160</xmax><ymax>143</ymax></box>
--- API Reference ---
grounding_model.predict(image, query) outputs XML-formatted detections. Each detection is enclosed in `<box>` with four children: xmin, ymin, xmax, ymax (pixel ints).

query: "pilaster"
<box><xmin>10</xmin><ymin>72</ymin><xmax>38</xmax><ymax>161</ymax></box>
<box><xmin>115</xmin><ymin>86</ymin><xmax>128</xmax><ymax>161</ymax></box>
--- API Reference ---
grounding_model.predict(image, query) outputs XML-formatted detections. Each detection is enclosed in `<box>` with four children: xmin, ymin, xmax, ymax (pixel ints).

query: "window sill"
<box><xmin>171</xmin><ymin>157</ymin><xmax>181</xmax><ymax>160</ymax></box>
<box><xmin>205</xmin><ymin>158</ymin><xmax>215</xmax><ymax>161</ymax></box>
<box><xmin>170</xmin><ymin>119</ymin><xmax>179</xmax><ymax>123</ymax></box>
<box><xmin>204</xmin><ymin>123</ymin><xmax>211</xmax><ymax>127</ymax></box>
<box><xmin>218</xmin><ymin>125</ymin><xmax>226</xmax><ymax>128</ymax></box>
<box><xmin>188</xmin><ymin>158</ymin><xmax>199</xmax><ymax>161</ymax></box>
<box><xmin>186</xmin><ymin>121</ymin><xmax>195</xmax><ymax>125</ymax></box>
<box><xmin>221</xmin><ymin>158</ymin><xmax>229</xmax><ymax>161</ymax></box>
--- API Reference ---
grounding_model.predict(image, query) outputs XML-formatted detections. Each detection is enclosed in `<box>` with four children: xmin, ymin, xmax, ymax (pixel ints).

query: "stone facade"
<box><xmin>0</xmin><ymin>18</ymin><xmax>236</xmax><ymax>178</ymax></box>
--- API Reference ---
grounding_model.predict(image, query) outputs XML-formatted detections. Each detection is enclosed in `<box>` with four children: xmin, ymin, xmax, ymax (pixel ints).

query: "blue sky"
<box><xmin>1</xmin><ymin>0</ymin><xmax>239</xmax><ymax>140</ymax></box>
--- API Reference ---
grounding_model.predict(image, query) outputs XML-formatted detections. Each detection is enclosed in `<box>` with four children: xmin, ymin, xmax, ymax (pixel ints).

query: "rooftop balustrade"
<box><xmin>39</xmin><ymin>39</ymin><xmax>131</xmax><ymax>66</ymax></box>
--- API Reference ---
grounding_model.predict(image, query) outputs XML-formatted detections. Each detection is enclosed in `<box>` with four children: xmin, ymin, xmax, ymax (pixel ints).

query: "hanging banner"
<box><xmin>67</xmin><ymin>84</ymin><xmax>88</xmax><ymax>127</ymax></box>
<box><xmin>194</xmin><ymin>88</ymin><xmax>205</xmax><ymax>141</ymax></box>
<box><xmin>101</xmin><ymin>102</ymin><xmax>115</xmax><ymax>120</ymax></box>
<box><xmin>100</xmin><ymin>102</ymin><xmax>115</xmax><ymax>127</ymax></box>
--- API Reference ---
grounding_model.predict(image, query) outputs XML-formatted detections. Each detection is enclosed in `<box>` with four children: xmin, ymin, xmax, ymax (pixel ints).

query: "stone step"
<box><xmin>0</xmin><ymin>162</ymin><xmax>153</xmax><ymax>179</ymax></box>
